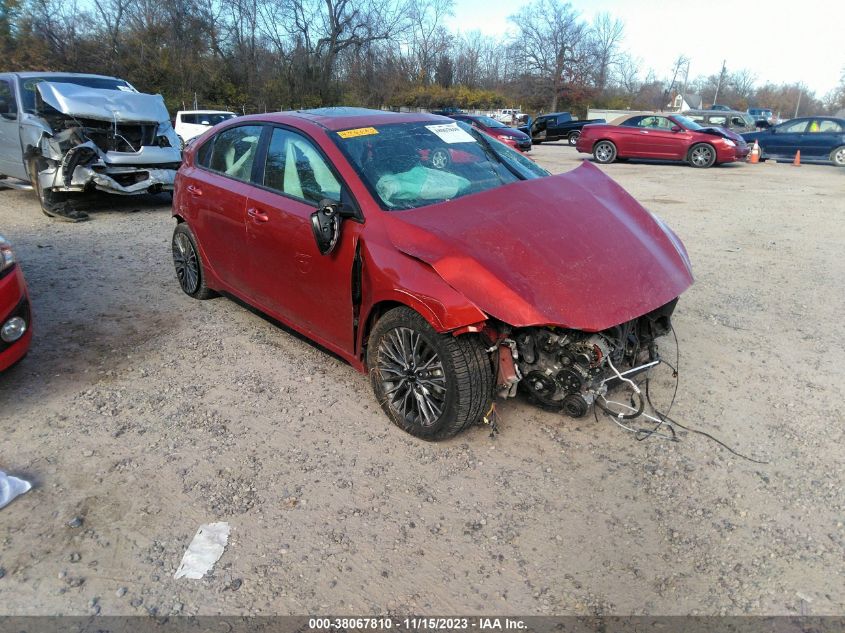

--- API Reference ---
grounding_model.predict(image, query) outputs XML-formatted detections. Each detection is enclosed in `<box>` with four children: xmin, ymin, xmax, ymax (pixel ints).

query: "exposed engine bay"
<box><xmin>26</xmin><ymin>81</ymin><xmax>181</xmax><ymax>198</ymax></box>
<box><xmin>492</xmin><ymin>299</ymin><xmax>677</xmax><ymax>419</ymax></box>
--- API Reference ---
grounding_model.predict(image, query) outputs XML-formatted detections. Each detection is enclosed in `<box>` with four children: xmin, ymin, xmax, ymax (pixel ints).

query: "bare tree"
<box><xmin>588</xmin><ymin>12</ymin><xmax>623</xmax><ymax>91</ymax></box>
<box><xmin>406</xmin><ymin>0</ymin><xmax>453</xmax><ymax>84</ymax></box>
<box><xmin>508</xmin><ymin>0</ymin><xmax>587</xmax><ymax>111</ymax></box>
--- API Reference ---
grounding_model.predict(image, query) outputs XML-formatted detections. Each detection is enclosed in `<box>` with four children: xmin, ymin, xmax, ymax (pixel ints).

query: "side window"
<box><xmin>731</xmin><ymin>117</ymin><xmax>745</xmax><ymax>127</ymax></box>
<box><xmin>196</xmin><ymin>138</ymin><xmax>214</xmax><ymax>167</ymax></box>
<box><xmin>208</xmin><ymin>125</ymin><xmax>263</xmax><ymax>180</ymax></box>
<box><xmin>779</xmin><ymin>120</ymin><xmax>808</xmax><ymax>134</ymax></box>
<box><xmin>0</xmin><ymin>79</ymin><xmax>17</xmax><ymax>118</ymax></box>
<box><xmin>181</xmin><ymin>113</ymin><xmax>197</xmax><ymax>125</ymax></box>
<box><xmin>261</xmin><ymin>127</ymin><xmax>341</xmax><ymax>204</ymax></box>
<box><xmin>639</xmin><ymin>116</ymin><xmax>672</xmax><ymax>129</ymax></box>
<box><xmin>686</xmin><ymin>114</ymin><xmax>705</xmax><ymax>122</ymax></box>
<box><xmin>709</xmin><ymin>115</ymin><xmax>728</xmax><ymax>126</ymax></box>
<box><xmin>818</xmin><ymin>120</ymin><xmax>843</xmax><ymax>133</ymax></box>
<box><xmin>622</xmin><ymin>116</ymin><xmax>645</xmax><ymax>127</ymax></box>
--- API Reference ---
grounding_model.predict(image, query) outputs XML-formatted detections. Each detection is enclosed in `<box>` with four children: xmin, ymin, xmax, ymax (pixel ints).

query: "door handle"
<box><xmin>186</xmin><ymin>184</ymin><xmax>203</xmax><ymax>196</ymax></box>
<box><xmin>640</xmin><ymin>130</ymin><xmax>649</xmax><ymax>134</ymax></box>
<box><xmin>247</xmin><ymin>207</ymin><xmax>270</xmax><ymax>223</ymax></box>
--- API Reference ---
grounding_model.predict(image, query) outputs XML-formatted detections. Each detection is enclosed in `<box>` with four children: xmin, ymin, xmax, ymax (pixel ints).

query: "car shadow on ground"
<box><xmin>0</xmin><ymin>179</ymin><xmax>172</xmax><ymax>215</ymax></box>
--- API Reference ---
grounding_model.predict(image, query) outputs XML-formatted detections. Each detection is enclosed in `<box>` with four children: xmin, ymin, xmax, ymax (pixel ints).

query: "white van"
<box><xmin>174</xmin><ymin>110</ymin><xmax>237</xmax><ymax>147</ymax></box>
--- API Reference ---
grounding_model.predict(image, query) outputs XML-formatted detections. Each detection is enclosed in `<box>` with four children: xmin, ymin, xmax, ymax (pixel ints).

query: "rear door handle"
<box><xmin>186</xmin><ymin>184</ymin><xmax>203</xmax><ymax>196</ymax></box>
<box><xmin>247</xmin><ymin>207</ymin><xmax>270</xmax><ymax>223</ymax></box>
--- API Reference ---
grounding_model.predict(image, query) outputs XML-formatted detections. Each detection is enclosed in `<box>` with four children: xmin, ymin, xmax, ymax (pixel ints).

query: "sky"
<box><xmin>445</xmin><ymin>0</ymin><xmax>844</xmax><ymax>98</ymax></box>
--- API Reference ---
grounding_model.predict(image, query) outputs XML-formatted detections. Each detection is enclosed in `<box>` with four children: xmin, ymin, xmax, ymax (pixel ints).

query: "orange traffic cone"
<box><xmin>749</xmin><ymin>140</ymin><xmax>760</xmax><ymax>164</ymax></box>
<box><xmin>793</xmin><ymin>150</ymin><xmax>801</xmax><ymax>166</ymax></box>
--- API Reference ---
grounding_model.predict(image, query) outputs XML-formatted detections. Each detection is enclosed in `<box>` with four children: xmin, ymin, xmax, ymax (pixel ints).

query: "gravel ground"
<box><xmin>0</xmin><ymin>147</ymin><xmax>843</xmax><ymax>616</ymax></box>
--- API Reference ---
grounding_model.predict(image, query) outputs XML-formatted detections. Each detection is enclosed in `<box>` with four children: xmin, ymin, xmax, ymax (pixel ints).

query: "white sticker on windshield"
<box><xmin>425</xmin><ymin>123</ymin><xmax>475</xmax><ymax>144</ymax></box>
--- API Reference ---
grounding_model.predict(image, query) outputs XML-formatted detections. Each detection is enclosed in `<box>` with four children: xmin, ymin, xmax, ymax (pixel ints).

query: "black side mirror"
<box><xmin>310</xmin><ymin>198</ymin><xmax>357</xmax><ymax>255</ymax></box>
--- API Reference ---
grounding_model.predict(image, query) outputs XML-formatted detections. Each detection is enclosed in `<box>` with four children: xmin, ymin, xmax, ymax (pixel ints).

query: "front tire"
<box><xmin>368</xmin><ymin>307</ymin><xmax>493</xmax><ymax>440</ymax></box>
<box><xmin>172</xmin><ymin>223</ymin><xmax>216</xmax><ymax>299</ymax></box>
<box><xmin>688</xmin><ymin>143</ymin><xmax>716</xmax><ymax>168</ymax></box>
<box><xmin>26</xmin><ymin>158</ymin><xmax>88</xmax><ymax>221</ymax></box>
<box><xmin>593</xmin><ymin>140</ymin><xmax>617</xmax><ymax>164</ymax></box>
<box><xmin>568</xmin><ymin>131</ymin><xmax>581</xmax><ymax>146</ymax></box>
<box><xmin>831</xmin><ymin>145</ymin><xmax>845</xmax><ymax>167</ymax></box>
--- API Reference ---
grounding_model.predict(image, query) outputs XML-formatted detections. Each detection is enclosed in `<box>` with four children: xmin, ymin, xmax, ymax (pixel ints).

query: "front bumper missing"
<box><xmin>39</xmin><ymin>163</ymin><xmax>177</xmax><ymax>195</ymax></box>
<box><xmin>38</xmin><ymin>135</ymin><xmax>180</xmax><ymax>196</ymax></box>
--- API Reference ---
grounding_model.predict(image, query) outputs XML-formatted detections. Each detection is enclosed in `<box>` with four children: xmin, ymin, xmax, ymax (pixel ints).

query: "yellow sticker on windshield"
<box><xmin>337</xmin><ymin>127</ymin><xmax>379</xmax><ymax>138</ymax></box>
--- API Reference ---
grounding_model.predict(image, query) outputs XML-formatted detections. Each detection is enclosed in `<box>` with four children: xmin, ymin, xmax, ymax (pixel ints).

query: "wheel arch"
<box><xmin>687</xmin><ymin>141</ymin><xmax>716</xmax><ymax>164</ymax></box>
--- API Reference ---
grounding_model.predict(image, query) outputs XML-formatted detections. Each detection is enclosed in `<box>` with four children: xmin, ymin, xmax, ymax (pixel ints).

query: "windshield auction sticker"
<box><xmin>337</xmin><ymin>127</ymin><xmax>379</xmax><ymax>138</ymax></box>
<box><xmin>425</xmin><ymin>123</ymin><xmax>475</xmax><ymax>144</ymax></box>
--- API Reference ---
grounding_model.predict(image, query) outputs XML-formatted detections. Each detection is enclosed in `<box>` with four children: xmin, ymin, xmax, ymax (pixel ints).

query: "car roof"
<box><xmin>6</xmin><ymin>71</ymin><xmax>126</xmax><ymax>81</ymax></box>
<box><xmin>180</xmin><ymin>110</ymin><xmax>235</xmax><ymax>114</ymax></box>
<box><xmin>286</xmin><ymin>107</ymin><xmax>449</xmax><ymax>131</ymax></box>
<box><xmin>607</xmin><ymin>111</ymin><xmax>665</xmax><ymax>125</ymax></box>
<box><xmin>684</xmin><ymin>109</ymin><xmax>749</xmax><ymax>116</ymax></box>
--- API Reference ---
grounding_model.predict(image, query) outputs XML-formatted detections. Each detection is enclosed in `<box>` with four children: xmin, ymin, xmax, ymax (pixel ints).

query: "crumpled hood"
<box><xmin>37</xmin><ymin>82</ymin><xmax>170</xmax><ymax>123</ymax></box>
<box><xmin>381</xmin><ymin>161</ymin><xmax>693</xmax><ymax>331</ymax></box>
<box><xmin>698</xmin><ymin>126</ymin><xmax>744</xmax><ymax>143</ymax></box>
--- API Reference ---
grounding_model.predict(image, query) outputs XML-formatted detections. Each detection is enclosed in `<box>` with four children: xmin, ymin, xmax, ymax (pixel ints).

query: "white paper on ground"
<box><xmin>173</xmin><ymin>522</ymin><xmax>230</xmax><ymax>580</ymax></box>
<box><xmin>0</xmin><ymin>471</ymin><xmax>32</xmax><ymax>509</ymax></box>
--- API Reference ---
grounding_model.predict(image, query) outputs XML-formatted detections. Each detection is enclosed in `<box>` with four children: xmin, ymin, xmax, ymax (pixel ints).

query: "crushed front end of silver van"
<box><xmin>22</xmin><ymin>82</ymin><xmax>180</xmax><ymax>217</ymax></box>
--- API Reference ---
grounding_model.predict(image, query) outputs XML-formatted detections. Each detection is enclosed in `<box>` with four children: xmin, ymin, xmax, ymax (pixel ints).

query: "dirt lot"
<box><xmin>1</xmin><ymin>147</ymin><xmax>843</xmax><ymax>617</ymax></box>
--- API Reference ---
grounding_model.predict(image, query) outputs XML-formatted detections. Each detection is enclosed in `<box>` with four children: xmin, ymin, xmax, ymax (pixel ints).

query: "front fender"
<box><xmin>357</xmin><ymin>239</ymin><xmax>488</xmax><ymax>353</ymax></box>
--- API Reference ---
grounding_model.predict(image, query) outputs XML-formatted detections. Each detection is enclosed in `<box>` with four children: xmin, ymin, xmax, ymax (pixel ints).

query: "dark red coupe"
<box><xmin>576</xmin><ymin>113</ymin><xmax>750</xmax><ymax>168</ymax></box>
<box><xmin>0</xmin><ymin>233</ymin><xmax>32</xmax><ymax>372</ymax></box>
<box><xmin>172</xmin><ymin>108</ymin><xmax>693</xmax><ymax>439</ymax></box>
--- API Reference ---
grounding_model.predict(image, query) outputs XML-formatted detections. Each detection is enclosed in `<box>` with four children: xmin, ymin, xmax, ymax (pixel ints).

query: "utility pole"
<box><xmin>713</xmin><ymin>60</ymin><xmax>727</xmax><ymax>105</ymax></box>
<box><xmin>794</xmin><ymin>88</ymin><xmax>802</xmax><ymax>118</ymax></box>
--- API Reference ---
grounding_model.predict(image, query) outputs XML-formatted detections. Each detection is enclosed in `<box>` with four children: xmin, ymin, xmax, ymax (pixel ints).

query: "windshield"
<box><xmin>674</xmin><ymin>115</ymin><xmax>703</xmax><ymax>131</ymax></box>
<box><xmin>332</xmin><ymin>120</ymin><xmax>548</xmax><ymax>211</ymax></box>
<box><xmin>20</xmin><ymin>75</ymin><xmax>134</xmax><ymax>113</ymax></box>
<box><xmin>474</xmin><ymin>115</ymin><xmax>507</xmax><ymax>128</ymax></box>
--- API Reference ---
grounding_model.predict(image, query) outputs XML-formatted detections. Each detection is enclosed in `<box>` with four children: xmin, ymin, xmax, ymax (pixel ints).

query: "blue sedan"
<box><xmin>743</xmin><ymin>117</ymin><xmax>845</xmax><ymax>166</ymax></box>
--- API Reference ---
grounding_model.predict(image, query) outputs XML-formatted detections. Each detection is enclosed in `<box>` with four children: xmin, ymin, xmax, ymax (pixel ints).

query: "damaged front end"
<box><xmin>26</xmin><ymin>82</ymin><xmax>180</xmax><ymax>198</ymax></box>
<box><xmin>488</xmin><ymin>299</ymin><xmax>677</xmax><ymax>418</ymax></box>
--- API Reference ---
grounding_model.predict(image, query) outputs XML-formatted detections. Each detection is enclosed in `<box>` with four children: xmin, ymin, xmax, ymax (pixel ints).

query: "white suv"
<box><xmin>174</xmin><ymin>110</ymin><xmax>237</xmax><ymax>148</ymax></box>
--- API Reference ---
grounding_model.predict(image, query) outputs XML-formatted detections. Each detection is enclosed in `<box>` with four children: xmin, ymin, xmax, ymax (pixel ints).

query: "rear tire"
<box><xmin>688</xmin><ymin>143</ymin><xmax>716</xmax><ymax>168</ymax></box>
<box><xmin>568</xmin><ymin>131</ymin><xmax>581</xmax><ymax>146</ymax></box>
<box><xmin>368</xmin><ymin>307</ymin><xmax>493</xmax><ymax>440</ymax></box>
<box><xmin>172</xmin><ymin>223</ymin><xmax>216</xmax><ymax>299</ymax></box>
<box><xmin>593</xmin><ymin>140</ymin><xmax>617</xmax><ymax>164</ymax></box>
<box><xmin>831</xmin><ymin>145</ymin><xmax>845</xmax><ymax>167</ymax></box>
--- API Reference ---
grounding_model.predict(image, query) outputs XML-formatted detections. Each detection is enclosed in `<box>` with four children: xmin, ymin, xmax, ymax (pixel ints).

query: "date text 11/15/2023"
<box><xmin>308</xmin><ymin>617</ymin><xmax>527</xmax><ymax>630</ymax></box>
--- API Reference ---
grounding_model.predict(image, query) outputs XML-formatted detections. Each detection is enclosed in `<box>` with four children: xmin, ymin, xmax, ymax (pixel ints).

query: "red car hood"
<box><xmin>381</xmin><ymin>161</ymin><xmax>693</xmax><ymax>331</ymax></box>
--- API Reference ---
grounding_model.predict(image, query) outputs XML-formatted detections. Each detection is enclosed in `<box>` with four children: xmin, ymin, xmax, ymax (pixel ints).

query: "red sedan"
<box><xmin>172</xmin><ymin>108</ymin><xmax>692</xmax><ymax>439</ymax></box>
<box><xmin>448</xmin><ymin>114</ymin><xmax>532</xmax><ymax>152</ymax></box>
<box><xmin>0</xmin><ymin>234</ymin><xmax>32</xmax><ymax>372</ymax></box>
<box><xmin>576</xmin><ymin>113</ymin><xmax>750</xmax><ymax>168</ymax></box>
